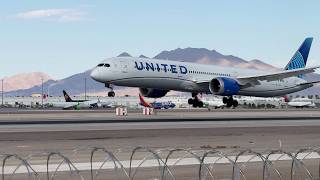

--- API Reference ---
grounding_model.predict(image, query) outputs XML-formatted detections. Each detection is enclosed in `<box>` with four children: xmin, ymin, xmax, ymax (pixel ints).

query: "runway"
<box><xmin>0</xmin><ymin>108</ymin><xmax>319</xmax><ymax>124</ymax></box>
<box><xmin>0</xmin><ymin>109</ymin><xmax>319</xmax><ymax>152</ymax></box>
<box><xmin>0</xmin><ymin>109</ymin><xmax>319</xmax><ymax>132</ymax></box>
<box><xmin>0</xmin><ymin>109</ymin><xmax>320</xmax><ymax>179</ymax></box>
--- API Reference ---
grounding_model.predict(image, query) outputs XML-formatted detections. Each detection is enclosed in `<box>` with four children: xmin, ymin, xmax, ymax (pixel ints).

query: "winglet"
<box><xmin>63</xmin><ymin>90</ymin><xmax>73</xmax><ymax>102</ymax></box>
<box><xmin>284</xmin><ymin>37</ymin><xmax>313</xmax><ymax>70</ymax></box>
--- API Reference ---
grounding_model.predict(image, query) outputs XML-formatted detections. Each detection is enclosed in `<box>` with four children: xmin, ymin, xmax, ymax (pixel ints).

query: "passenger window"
<box><xmin>104</xmin><ymin>64</ymin><xmax>110</xmax><ymax>67</ymax></box>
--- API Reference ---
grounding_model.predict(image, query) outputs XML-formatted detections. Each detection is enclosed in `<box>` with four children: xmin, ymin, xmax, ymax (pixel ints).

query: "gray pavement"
<box><xmin>0</xmin><ymin>109</ymin><xmax>320</xmax><ymax>179</ymax></box>
<box><xmin>0</xmin><ymin>109</ymin><xmax>319</xmax><ymax>153</ymax></box>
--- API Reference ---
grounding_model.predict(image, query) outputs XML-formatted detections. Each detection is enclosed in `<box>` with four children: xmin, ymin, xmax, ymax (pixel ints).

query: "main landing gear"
<box><xmin>223</xmin><ymin>96</ymin><xmax>238</xmax><ymax>108</ymax></box>
<box><xmin>188</xmin><ymin>93</ymin><xmax>204</xmax><ymax>108</ymax></box>
<box><xmin>105</xmin><ymin>83</ymin><xmax>115</xmax><ymax>97</ymax></box>
<box><xmin>108</xmin><ymin>91</ymin><xmax>115</xmax><ymax>97</ymax></box>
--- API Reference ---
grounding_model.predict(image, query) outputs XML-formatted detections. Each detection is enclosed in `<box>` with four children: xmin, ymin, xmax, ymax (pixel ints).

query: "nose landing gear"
<box><xmin>188</xmin><ymin>93</ymin><xmax>204</xmax><ymax>108</ymax></box>
<box><xmin>105</xmin><ymin>83</ymin><xmax>115</xmax><ymax>97</ymax></box>
<box><xmin>108</xmin><ymin>91</ymin><xmax>115</xmax><ymax>97</ymax></box>
<box><xmin>223</xmin><ymin>96</ymin><xmax>238</xmax><ymax>108</ymax></box>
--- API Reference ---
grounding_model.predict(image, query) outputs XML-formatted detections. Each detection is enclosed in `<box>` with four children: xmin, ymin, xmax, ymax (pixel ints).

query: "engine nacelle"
<box><xmin>209</xmin><ymin>77</ymin><xmax>240</xmax><ymax>96</ymax></box>
<box><xmin>139</xmin><ymin>88</ymin><xmax>169</xmax><ymax>98</ymax></box>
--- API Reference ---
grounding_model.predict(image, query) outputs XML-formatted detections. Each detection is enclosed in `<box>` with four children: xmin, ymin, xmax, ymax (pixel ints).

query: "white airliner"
<box><xmin>51</xmin><ymin>90</ymin><xmax>114</xmax><ymax>109</ymax></box>
<box><xmin>202</xmin><ymin>99</ymin><xmax>225</xmax><ymax>109</ymax></box>
<box><xmin>91</xmin><ymin>38</ymin><xmax>319</xmax><ymax>108</ymax></box>
<box><xmin>287</xmin><ymin>97</ymin><xmax>316</xmax><ymax>108</ymax></box>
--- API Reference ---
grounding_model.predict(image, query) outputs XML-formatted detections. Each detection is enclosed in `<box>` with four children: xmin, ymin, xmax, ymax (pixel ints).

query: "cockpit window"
<box><xmin>97</xmin><ymin>63</ymin><xmax>104</xmax><ymax>67</ymax></box>
<box><xmin>104</xmin><ymin>64</ymin><xmax>110</xmax><ymax>67</ymax></box>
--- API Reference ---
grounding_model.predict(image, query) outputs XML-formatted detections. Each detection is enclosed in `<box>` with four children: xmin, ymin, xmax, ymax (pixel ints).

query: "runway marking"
<box><xmin>1</xmin><ymin>152</ymin><xmax>319</xmax><ymax>174</ymax></box>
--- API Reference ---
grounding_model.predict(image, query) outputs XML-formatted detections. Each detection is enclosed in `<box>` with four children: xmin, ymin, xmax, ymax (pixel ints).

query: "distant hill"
<box><xmin>5</xmin><ymin>48</ymin><xmax>320</xmax><ymax>96</ymax></box>
<box><xmin>154</xmin><ymin>48</ymin><xmax>278</xmax><ymax>71</ymax></box>
<box><xmin>6</xmin><ymin>70</ymin><xmax>133</xmax><ymax>96</ymax></box>
<box><xmin>1</xmin><ymin>72</ymin><xmax>52</xmax><ymax>92</ymax></box>
<box><xmin>139</xmin><ymin>54</ymin><xmax>149</xmax><ymax>58</ymax></box>
<box><xmin>117</xmin><ymin>52</ymin><xmax>132</xmax><ymax>57</ymax></box>
<box><xmin>6</xmin><ymin>70</ymin><xmax>103</xmax><ymax>96</ymax></box>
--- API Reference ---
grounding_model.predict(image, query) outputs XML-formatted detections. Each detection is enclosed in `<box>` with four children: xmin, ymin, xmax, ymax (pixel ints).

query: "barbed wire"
<box><xmin>1</xmin><ymin>146</ymin><xmax>320</xmax><ymax>180</ymax></box>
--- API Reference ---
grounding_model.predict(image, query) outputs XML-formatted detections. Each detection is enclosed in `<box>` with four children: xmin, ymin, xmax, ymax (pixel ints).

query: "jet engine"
<box><xmin>139</xmin><ymin>88</ymin><xmax>169</xmax><ymax>98</ymax></box>
<box><xmin>209</xmin><ymin>77</ymin><xmax>240</xmax><ymax>96</ymax></box>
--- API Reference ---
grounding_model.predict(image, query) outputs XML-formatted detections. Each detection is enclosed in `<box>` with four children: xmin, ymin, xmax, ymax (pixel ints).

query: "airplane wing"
<box><xmin>298</xmin><ymin>80</ymin><xmax>320</xmax><ymax>86</ymax></box>
<box><xmin>98</xmin><ymin>101</ymin><xmax>114</xmax><ymax>108</ymax></box>
<box><xmin>63</xmin><ymin>104</ymin><xmax>77</xmax><ymax>110</ymax></box>
<box><xmin>88</xmin><ymin>100</ymin><xmax>98</xmax><ymax>106</ymax></box>
<box><xmin>194</xmin><ymin>66</ymin><xmax>320</xmax><ymax>88</ymax></box>
<box><xmin>236</xmin><ymin>66</ymin><xmax>319</xmax><ymax>86</ymax></box>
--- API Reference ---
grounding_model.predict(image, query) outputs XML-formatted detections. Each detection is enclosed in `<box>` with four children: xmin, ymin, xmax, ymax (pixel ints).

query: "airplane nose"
<box><xmin>90</xmin><ymin>69</ymin><xmax>100</xmax><ymax>82</ymax></box>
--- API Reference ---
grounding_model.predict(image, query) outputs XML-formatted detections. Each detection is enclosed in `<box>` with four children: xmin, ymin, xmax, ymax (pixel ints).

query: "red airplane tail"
<box><xmin>139</xmin><ymin>94</ymin><xmax>152</xmax><ymax>108</ymax></box>
<box><xmin>283</xmin><ymin>95</ymin><xmax>290</xmax><ymax>103</ymax></box>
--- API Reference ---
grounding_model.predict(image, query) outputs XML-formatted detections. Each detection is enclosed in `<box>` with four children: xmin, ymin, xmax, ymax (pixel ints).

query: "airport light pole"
<box><xmin>85</xmin><ymin>77</ymin><xmax>87</xmax><ymax>100</ymax></box>
<box><xmin>47</xmin><ymin>85</ymin><xmax>50</xmax><ymax>99</ymax></box>
<box><xmin>1</xmin><ymin>79</ymin><xmax>3</xmax><ymax>107</ymax></box>
<box><xmin>41</xmin><ymin>78</ymin><xmax>43</xmax><ymax>108</ymax></box>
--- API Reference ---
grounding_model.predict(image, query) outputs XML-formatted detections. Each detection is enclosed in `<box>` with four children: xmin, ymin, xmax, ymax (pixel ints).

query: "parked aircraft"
<box><xmin>91</xmin><ymin>38</ymin><xmax>319</xmax><ymax>108</ymax></box>
<box><xmin>52</xmin><ymin>90</ymin><xmax>114</xmax><ymax>109</ymax></box>
<box><xmin>63</xmin><ymin>90</ymin><xmax>87</xmax><ymax>102</ymax></box>
<box><xmin>139</xmin><ymin>94</ymin><xmax>175</xmax><ymax>109</ymax></box>
<box><xmin>287</xmin><ymin>97</ymin><xmax>316</xmax><ymax>108</ymax></box>
<box><xmin>202</xmin><ymin>99</ymin><xmax>225</xmax><ymax>109</ymax></box>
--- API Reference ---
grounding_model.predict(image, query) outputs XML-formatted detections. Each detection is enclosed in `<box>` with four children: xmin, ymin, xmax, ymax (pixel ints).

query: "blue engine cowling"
<box><xmin>139</xmin><ymin>88</ymin><xmax>169</xmax><ymax>98</ymax></box>
<box><xmin>209</xmin><ymin>77</ymin><xmax>240</xmax><ymax>96</ymax></box>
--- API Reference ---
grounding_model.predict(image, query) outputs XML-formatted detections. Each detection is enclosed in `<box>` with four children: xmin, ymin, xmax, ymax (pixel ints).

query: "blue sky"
<box><xmin>1</xmin><ymin>0</ymin><xmax>320</xmax><ymax>79</ymax></box>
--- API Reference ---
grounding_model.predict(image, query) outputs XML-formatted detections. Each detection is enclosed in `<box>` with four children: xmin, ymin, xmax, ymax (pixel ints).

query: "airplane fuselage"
<box><xmin>91</xmin><ymin>57</ymin><xmax>311</xmax><ymax>97</ymax></box>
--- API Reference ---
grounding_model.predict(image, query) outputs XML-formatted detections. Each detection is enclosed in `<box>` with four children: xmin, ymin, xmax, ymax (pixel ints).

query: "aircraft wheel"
<box><xmin>188</xmin><ymin>98</ymin><xmax>194</xmax><ymax>105</ymax></box>
<box><xmin>226</xmin><ymin>101</ymin><xmax>233</xmax><ymax>108</ymax></box>
<box><xmin>198</xmin><ymin>101</ymin><xmax>204</xmax><ymax>108</ymax></box>
<box><xmin>223</xmin><ymin>97</ymin><xmax>228</xmax><ymax>104</ymax></box>
<box><xmin>192</xmin><ymin>102</ymin><xmax>198</xmax><ymax>108</ymax></box>
<box><xmin>108</xmin><ymin>91</ymin><xmax>115</xmax><ymax>97</ymax></box>
<box><xmin>192</xmin><ymin>98</ymin><xmax>198</xmax><ymax>108</ymax></box>
<box><xmin>232</xmin><ymin>100</ymin><xmax>239</xmax><ymax>108</ymax></box>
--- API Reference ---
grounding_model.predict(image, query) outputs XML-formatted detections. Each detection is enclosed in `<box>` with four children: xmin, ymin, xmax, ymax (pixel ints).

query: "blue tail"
<box><xmin>284</xmin><ymin>37</ymin><xmax>313</xmax><ymax>70</ymax></box>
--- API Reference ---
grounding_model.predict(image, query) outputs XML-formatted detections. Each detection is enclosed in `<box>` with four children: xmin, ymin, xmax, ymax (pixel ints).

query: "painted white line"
<box><xmin>1</xmin><ymin>152</ymin><xmax>319</xmax><ymax>174</ymax></box>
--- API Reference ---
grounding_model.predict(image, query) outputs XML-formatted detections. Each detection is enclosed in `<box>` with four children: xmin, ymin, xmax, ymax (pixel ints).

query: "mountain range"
<box><xmin>4</xmin><ymin>48</ymin><xmax>319</xmax><ymax>96</ymax></box>
<box><xmin>155</xmin><ymin>48</ymin><xmax>278</xmax><ymax>71</ymax></box>
<box><xmin>1</xmin><ymin>72</ymin><xmax>52</xmax><ymax>92</ymax></box>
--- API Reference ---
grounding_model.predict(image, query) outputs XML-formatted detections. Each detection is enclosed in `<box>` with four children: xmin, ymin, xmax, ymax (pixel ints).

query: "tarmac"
<box><xmin>0</xmin><ymin>108</ymin><xmax>320</xmax><ymax>151</ymax></box>
<box><xmin>0</xmin><ymin>108</ymin><xmax>320</xmax><ymax>179</ymax></box>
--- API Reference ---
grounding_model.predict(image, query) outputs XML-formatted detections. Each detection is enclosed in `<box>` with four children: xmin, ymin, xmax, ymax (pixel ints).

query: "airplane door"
<box><xmin>120</xmin><ymin>60</ymin><xmax>128</xmax><ymax>73</ymax></box>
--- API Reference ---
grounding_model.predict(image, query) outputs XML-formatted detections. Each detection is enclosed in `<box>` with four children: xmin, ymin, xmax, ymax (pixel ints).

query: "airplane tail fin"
<box><xmin>63</xmin><ymin>90</ymin><xmax>73</xmax><ymax>102</ymax></box>
<box><xmin>284</xmin><ymin>37</ymin><xmax>313</xmax><ymax>70</ymax></box>
<box><xmin>139</xmin><ymin>94</ymin><xmax>152</xmax><ymax>108</ymax></box>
